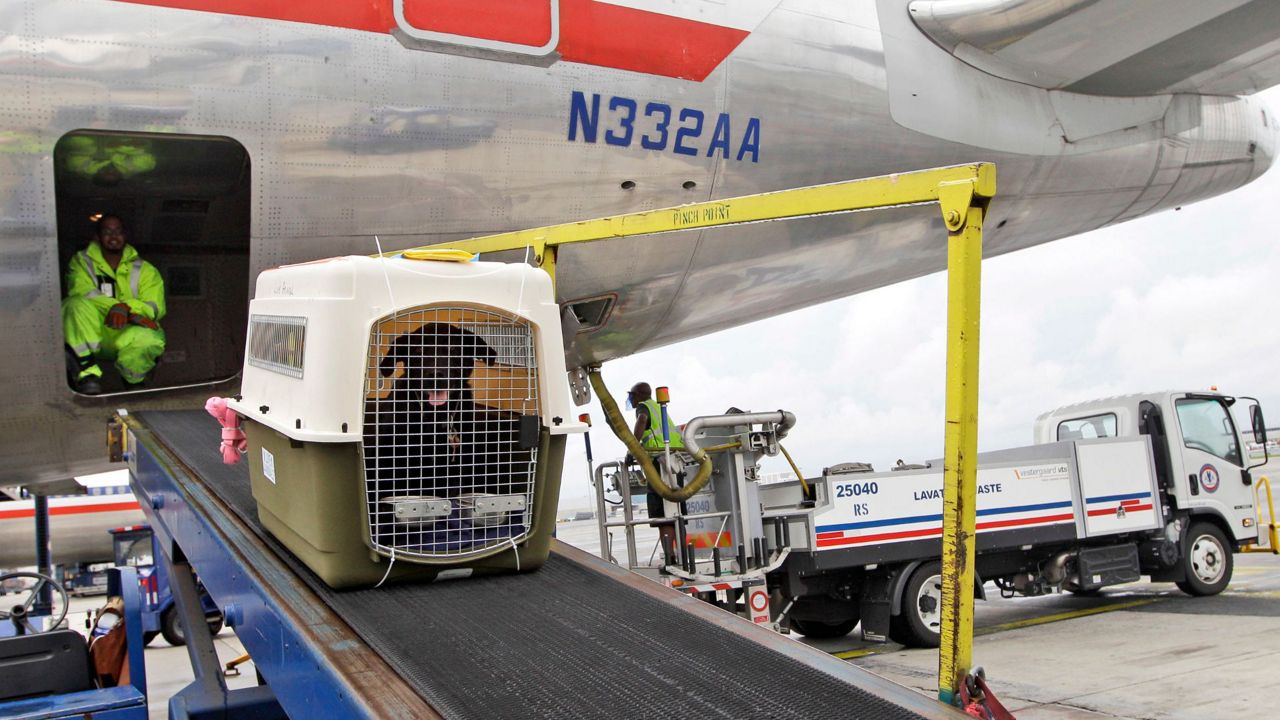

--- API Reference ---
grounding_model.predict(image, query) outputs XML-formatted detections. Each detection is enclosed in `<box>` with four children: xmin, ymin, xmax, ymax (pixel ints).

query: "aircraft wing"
<box><xmin>908</xmin><ymin>0</ymin><xmax>1280</xmax><ymax>96</ymax></box>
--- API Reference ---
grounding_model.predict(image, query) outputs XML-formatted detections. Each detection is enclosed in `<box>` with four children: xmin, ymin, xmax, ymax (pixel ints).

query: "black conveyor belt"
<box><xmin>141</xmin><ymin>410</ymin><xmax>933</xmax><ymax>719</ymax></box>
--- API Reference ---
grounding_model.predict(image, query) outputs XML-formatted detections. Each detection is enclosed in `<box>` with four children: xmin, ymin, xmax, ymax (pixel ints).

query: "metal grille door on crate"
<box><xmin>362</xmin><ymin>306</ymin><xmax>540</xmax><ymax>559</ymax></box>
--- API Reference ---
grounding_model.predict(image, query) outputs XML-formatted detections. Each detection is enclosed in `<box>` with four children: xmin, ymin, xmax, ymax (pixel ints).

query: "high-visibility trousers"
<box><xmin>62</xmin><ymin>296</ymin><xmax>165</xmax><ymax>384</ymax></box>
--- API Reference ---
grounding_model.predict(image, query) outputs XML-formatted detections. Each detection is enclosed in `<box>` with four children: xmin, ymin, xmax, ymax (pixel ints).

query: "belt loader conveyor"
<box><xmin>123</xmin><ymin>409</ymin><xmax>959</xmax><ymax>719</ymax></box>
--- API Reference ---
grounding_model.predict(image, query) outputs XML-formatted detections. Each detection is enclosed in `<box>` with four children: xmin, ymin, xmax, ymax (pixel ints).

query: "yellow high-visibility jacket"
<box><xmin>65</xmin><ymin>241</ymin><xmax>166</xmax><ymax>322</ymax></box>
<box><xmin>638</xmin><ymin>398</ymin><xmax>685</xmax><ymax>451</ymax></box>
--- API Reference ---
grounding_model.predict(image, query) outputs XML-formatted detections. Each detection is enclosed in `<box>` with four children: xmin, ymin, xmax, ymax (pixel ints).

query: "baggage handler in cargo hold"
<box><xmin>629</xmin><ymin>382</ymin><xmax>683</xmax><ymax>565</ymax></box>
<box><xmin>62</xmin><ymin>215</ymin><xmax>166</xmax><ymax>395</ymax></box>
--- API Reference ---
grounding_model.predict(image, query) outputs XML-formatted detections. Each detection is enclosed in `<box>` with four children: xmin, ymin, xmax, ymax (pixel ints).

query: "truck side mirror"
<box><xmin>1250</xmin><ymin>404</ymin><xmax>1267</xmax><ymax>445</ymax></box>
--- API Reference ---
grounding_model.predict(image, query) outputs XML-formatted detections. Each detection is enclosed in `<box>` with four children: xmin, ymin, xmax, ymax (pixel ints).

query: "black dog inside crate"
<box><xmin>362</xmin><ymin>320</ymin><xmax>539</xmax><ymax>555</ymax></box>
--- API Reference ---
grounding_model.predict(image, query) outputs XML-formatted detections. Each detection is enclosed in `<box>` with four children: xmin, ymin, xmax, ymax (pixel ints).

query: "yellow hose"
<box><xmin>778</xmin><ymin>444</ymin><xmax>811</xmax><ymax>497</ymax></box>
<box><xmin>587</xmin><ymin>367</ymin><xmax>714</xmax><ymax>502</ymax></box>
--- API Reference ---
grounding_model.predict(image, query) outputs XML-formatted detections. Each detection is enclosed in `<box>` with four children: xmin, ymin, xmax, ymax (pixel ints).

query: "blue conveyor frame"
<box><xmin>124</xmin><ymin>416</ymin><xmax>435</xmax><ymax>719</ymax></box>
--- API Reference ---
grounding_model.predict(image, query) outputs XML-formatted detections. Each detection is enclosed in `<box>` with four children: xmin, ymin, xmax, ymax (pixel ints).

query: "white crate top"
<box><xmin>228</xmin><ymin>254</ymin><xmax>585</xmax><ymax>442</ymax></box>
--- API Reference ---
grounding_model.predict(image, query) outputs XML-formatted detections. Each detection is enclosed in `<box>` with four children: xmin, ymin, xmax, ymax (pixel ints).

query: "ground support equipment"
<box><xmin>0</xmin><ymin>567</ymin><xmax>148</xmax><ymax>719</ymax></box>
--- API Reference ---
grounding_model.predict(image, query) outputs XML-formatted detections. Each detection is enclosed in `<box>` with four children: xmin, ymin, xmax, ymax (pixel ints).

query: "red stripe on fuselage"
<box><xmin>404</xmin><ymin>0</ymin><xmax>554</xmax><ymax>48</ymax></box>
<box><xmin>559</xmin><ymin>0</ymin><xmax>748</xmax><ymax>81</ymax></box>
<box><xmin>115</xmin><ymin>0</ymin><xmax>749</xmax><ymax>81</ymax></box>
<box><xmin>118</xmin><ymin>0</ymin><xmax>395</xmax><ymax>33</ymax></box>
<box><xmin>0</xmin><ymin>500</ymin><xmax>141</xmax><ymax>520</ymax></box>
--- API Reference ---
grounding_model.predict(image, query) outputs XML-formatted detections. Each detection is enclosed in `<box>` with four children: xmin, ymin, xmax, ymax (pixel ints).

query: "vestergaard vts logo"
<box><xmin>1198</xmin><ymin>464</ymin><xmax>1220</xmax><ymax>493</ymax></box>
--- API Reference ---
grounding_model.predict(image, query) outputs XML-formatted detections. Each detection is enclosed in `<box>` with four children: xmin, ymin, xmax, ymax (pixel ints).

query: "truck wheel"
<box><xmin>160</xmin><ymin>606</ymin><xmax>225</xmax><ymax>646</ymax></box>
<box><xmin>890</xmin><ymin>561</ymin><xmax>942</xmax><ymax>648</ymax></box>
<box><xmin>1176</xmin><ymin>522</ymin><xmax>1232</xmax><ymax>596</ymax></box>
<box><xmin>160</xmin><ymin>606</ymin><xmax>185</xmax><ymax>646</ymax></box>
<box><xmin>789</xmin><ymin>616</ymin><xmax>859</xmax><ymax>639</ymax></box>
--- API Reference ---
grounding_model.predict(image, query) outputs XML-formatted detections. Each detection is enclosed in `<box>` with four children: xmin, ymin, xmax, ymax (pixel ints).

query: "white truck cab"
<box><xmin>1036</xmin><ymin>391</ymin><xmax>1267</xmax><ymax>550</ymax></box>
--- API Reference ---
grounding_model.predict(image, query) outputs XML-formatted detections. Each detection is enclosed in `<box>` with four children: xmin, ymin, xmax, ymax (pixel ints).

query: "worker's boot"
<box><xmin>76</xmin><ymin>365</ymin><xmax>103</xmax><ymax>395</ymax></box>
<box><xmin>659</xmin><ymin>533</ymin><xmax>677</xmax><ymax>573</ymax></box>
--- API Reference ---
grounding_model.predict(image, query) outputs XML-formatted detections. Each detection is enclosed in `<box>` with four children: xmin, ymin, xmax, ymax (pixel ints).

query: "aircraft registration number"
<box><xmin>568</xmin><ymin>91</ymin><xmax>761</xmax><ymax>163</ymax></box>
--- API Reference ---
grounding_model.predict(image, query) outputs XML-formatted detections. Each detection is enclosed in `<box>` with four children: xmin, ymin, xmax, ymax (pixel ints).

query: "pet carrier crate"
<box><xmin>229</xmin><ymin>253</ymin><xmax>583</xmax><ymax>588</ymax></box>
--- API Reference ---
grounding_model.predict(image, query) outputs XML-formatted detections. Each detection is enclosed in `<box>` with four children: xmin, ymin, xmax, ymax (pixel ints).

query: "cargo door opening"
<box><xmin>53</xmin><ymin>131</ymin><xmax>251</xmax><ymax>395</ymax></box>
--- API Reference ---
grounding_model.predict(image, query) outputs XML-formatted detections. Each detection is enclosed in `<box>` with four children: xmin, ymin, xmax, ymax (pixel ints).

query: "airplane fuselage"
<box><xmin>0</xmin><ymin>0</ymin><xmax>1273</xmax><ymax>488</ymax></box>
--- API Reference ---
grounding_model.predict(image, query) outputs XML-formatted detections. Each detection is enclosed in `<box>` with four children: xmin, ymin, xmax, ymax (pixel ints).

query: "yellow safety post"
<box><xmin>1241</xmin><ymin>476</ymin><xmax>1279</xmax><ymax>554</ymax></box>
<box><xmin>936</xmin><ymin>180</ymin><xmax>992</xmax><ymax>705</ymax></box>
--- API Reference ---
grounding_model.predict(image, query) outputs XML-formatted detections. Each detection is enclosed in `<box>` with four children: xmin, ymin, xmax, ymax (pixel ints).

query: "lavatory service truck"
<box><xmin>610</xmin><ymin>391</ymin><xmax>1273</xmax><ymax>647</ymax></box>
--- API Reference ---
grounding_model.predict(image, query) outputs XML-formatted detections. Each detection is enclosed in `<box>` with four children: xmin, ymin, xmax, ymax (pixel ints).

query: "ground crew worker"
<box><xmin>629</xmin><ymin>382</ymin><xmax>683</xmax><ymax>566</ymax></box>
<box><xmin>62</xmin><ymin>215</ymin><xmax>166</xmax><ymax>395</ymax></box>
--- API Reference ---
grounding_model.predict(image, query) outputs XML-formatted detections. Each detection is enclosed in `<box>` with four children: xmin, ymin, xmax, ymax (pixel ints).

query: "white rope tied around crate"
<box><xmin>509</xmin><ymin>536</ymin><xmax>521</xmax><ymax>572</ymax></box>
<box><xmin>373</xmin><ymin>235</ymin><xmax>397</xmax><ymax>309</ymax></box>
<box><xmin>374</xmin><ymin>547</ymin><xmax>396</xmax><ymax>588</ymax></box>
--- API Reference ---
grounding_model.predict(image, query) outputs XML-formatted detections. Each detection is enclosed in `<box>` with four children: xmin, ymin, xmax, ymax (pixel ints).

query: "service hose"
<box><xmin>587</xmin><ymin>366</ymin><xmax>714</xmax><ymax>502</ymax></box>
<box><xmin>778</xmin><ymin>444</ymin><xmax>812</xmax><ymax>498</ymax></box>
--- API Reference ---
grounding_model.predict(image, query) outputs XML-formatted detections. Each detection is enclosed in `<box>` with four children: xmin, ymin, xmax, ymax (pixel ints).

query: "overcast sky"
<box><xmin>556</xmin><ymin>87</ymin><xmax>1280</xmax><ymax>510</ymax></box>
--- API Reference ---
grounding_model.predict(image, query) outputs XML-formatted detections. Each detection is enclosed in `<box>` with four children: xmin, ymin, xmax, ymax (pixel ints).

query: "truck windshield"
<box><xmin>1174</xmin><ymin>398</ymin><xmax>1242</xmax><ymax>466</ymax></box>
<box><xmin>113</xmin><ymin>534</ymin><xmax>154</xmax><ymax>567</ymax></box>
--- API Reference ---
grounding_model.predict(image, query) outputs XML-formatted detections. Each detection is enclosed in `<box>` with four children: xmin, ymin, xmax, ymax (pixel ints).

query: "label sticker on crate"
<box><xmin>262</xmin><ymin>447</ymin><xmax>276</xmax><ymax>484</ymax></box>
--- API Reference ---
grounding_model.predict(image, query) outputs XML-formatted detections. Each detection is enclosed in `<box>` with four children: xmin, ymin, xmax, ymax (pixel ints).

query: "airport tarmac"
<box><xmin>560</xmin><ymin>517</ymin><xmax>1280</xmax><ymax>719</ymax></box>
<box><xmin>836</xmin><ymin>557</ymin><xmax>1280</xmax><ymax>719</ymax></box>
<box><xmin>65</xmin><ymin>518</ymin><xmax>1278</xmax><ymax>719</ymax></box>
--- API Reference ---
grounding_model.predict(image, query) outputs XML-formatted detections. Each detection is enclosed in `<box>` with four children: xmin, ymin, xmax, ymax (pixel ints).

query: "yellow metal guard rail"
<box><xmin>1241</xmin><ymin>475</ymin><xmax>1279</xmax><ymax>554</ymax></box>
<box><xmin>399</xmin><ymin>163</ymin><xmax>997</xmax><ymax>705</ymax></box>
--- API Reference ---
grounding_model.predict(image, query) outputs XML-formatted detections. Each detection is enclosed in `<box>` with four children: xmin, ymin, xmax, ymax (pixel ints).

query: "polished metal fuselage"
<box><xmin>0</xmin><ymin>0</ymin><xmax>1274</xmax><ymax>489</ymax></box>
